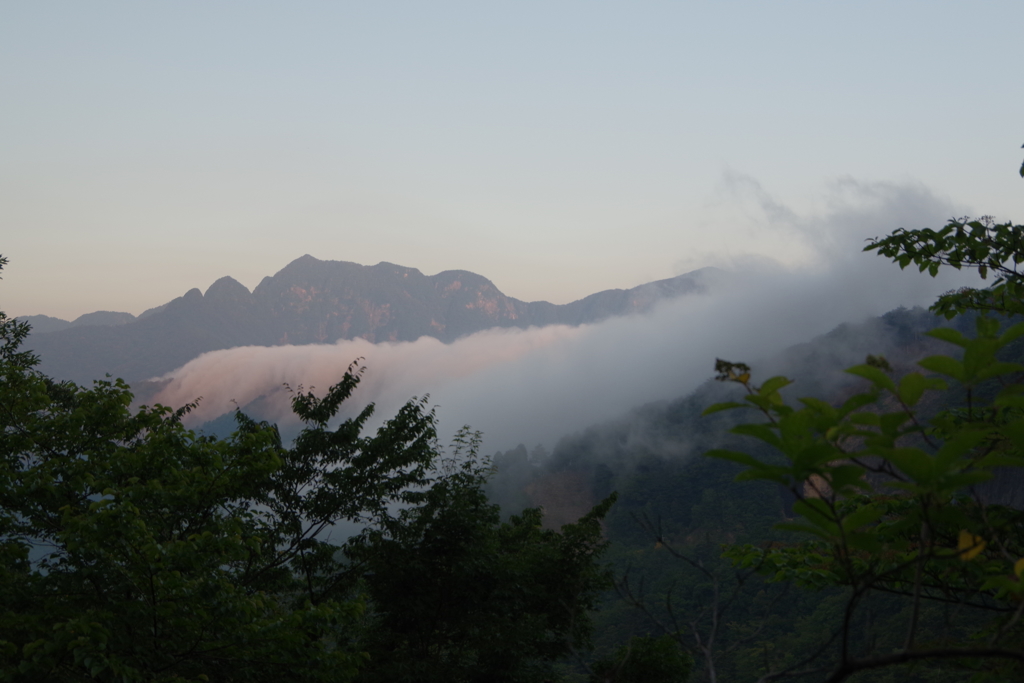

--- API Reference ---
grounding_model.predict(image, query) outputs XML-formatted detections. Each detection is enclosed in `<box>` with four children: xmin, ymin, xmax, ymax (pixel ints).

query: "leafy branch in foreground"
<box><xmin>867</xmin><ymin>216</ymin><xmax>1024</xmax><ymax>319</ymax></box>
<box><xmin>701</xmin><ymin>214</ymin><xmax>1024</xmax><ymax>679</ymax></box>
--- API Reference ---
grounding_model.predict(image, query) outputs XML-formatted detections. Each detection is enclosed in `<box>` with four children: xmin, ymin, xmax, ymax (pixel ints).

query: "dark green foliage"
<box><xmin>352</xmin><ymin>431</ymin><xmax>615</xmax><ymax>683</ymax></box>
<box><xmin>0</xmin><ymin>356</ymin><xmax>369</xmax><ymax>681</ymax></box>
<box><xmin>0</xmin><ymin>255</ymin><xmax>615</xmax><ymax>682</ymax></box>
<box><xmin>867</xmin><ymin>216</ymin><xmax>1024</xmax><ymax>319</ymax></box>
<box><xmin>704</xmin><ymin>187</ymin><xmax>1024</xmax><ymax>679</ymax></box>
<box><xmin>0</xmin><ymin>256</ymin><xmax>36</xmax><ymax>370</ymax></box>
<box><xmin>590</xmin><ymin>635</ymin><xmax>692</xmax><ymax>683</ymax></box>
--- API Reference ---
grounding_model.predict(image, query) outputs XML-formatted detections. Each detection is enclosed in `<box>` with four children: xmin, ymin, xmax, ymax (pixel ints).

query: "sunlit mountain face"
<box><xmin>19</xmin><ymin>255</ymin><xmax>710</xmax><ymax>387</ymax></box>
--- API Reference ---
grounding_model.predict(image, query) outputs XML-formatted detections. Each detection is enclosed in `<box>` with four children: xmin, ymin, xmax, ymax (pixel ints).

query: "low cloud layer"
<box><xmin>152</xmin><ymin>179</ymin><xmax>981</xmax><ymax>453</ymax></box>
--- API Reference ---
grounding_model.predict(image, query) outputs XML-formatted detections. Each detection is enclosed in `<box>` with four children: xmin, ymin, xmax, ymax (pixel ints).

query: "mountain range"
<box><xmin>20</xmin><ymin>255</ymin><xmax>713</xmax><ymax>385</ymax></box>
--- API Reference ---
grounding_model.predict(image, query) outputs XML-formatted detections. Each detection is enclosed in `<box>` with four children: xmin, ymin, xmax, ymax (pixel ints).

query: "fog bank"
<box><xmin>152</xmin><ymin>180</ymin><xmax>981</xmax><ymax>452</ymax></box>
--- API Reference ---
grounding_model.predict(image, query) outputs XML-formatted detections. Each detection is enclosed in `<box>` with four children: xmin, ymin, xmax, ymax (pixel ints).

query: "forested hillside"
<box><xmin>491</xmin><ymin>285</ymin><xmax>1024</xmax><ymax>681</ymax></box>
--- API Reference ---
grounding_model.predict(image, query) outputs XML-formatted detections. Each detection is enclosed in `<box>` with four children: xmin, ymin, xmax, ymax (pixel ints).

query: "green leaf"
<box><xmin>998</xmin><ymin>321</ymin><xmax>1024</xmax><ymax>345</ymax></box>
<box><xmin>845</xmin><ymin>364</ymin><xmax>895</xmax><ymax>391</ymax></box>
<box><xmin>830</xmin><ymin>465</ymin><xmax>870</xmax><ymax>493</ymax></box>
<box><xmin>792</xmin><ymin>499</ymin><xmax>840</xmax><ymax>534</ymax></box>
<box><xmin>838</xmin><ymin>391</ymin><xmax>881</xmax><ymax>417</ymax></box>
<box><xmin>731</xmin><ymin>423</ymin><xmax>783</xmax><ymax>448</ymax></box>
<box><xmin>798</xmin><ymin>397</ymin><xmax>834</xmax><ymax>414</ymax></box>
<box><xmin>760</xmin><ymin>376</ymin><xmax>793</xmax><ymax>396</ymax></box>
<box><xmin>941</xmin><ymin>471</ymin><xmax>993</xmax><ymax>489</ymax></box>
<box><xmin>840</xmin><ymin>502</ymin><xmax>883</xmax><ymax>531</ymax></box>
<box><xmin>898</xmin><ymin>372</ymin><xmax>928</xmax><ymax>406</ymax></box>
<box><xmin>974</xmin><ymin>452</ymin><xmax>1024</xmax><ymax>469</ymax></box>
<box><xmin>917</xmin><ymin>355</ymin><xmax>965</xmax><ymax>382</ymax></box>
<box><xmin>702</xmin><ymin>401</ymin><xmax>747</xmax><ymax>416</ymax></box>
<box><xmin>847</xmin><ymin>411</ymin><xmax>880</xmax><ymax>428</ymax></box>
<box><xmin>879</xmin><ymin>412</ymin><xmax>910</xmax><ymax>436</ymax></box>
<box><xmin>925</xmin><ymin>327</ymin><xmax>969</xmax><ymax>348</ymax></box>
<box><xmin>998</xmin><ymin>419</ymin><xmax>1024</xmax><ymax>452</ymax></box>
<box><xmin>844</xmin><ymin>532</ymin><xmax>883</xmax><ymax>554</ymax></box>
<box><xmin>976</xmin><ymin>361</ymin><xmax>1024</xmax><ymax>381</ymax></box>
<box><xmin>792</xmin><ymin>442</ymin><xmax>841</xmax><ymax>469</ymax></box>
<box><xmin>934</xmin><ymin>430</ymin><xmax>989</xmax><ymax>472</ymax></box>
<box><xmin>883</xmin><ymin>447</ymin><xmax>933</xmax><ymax>483</ymax></box>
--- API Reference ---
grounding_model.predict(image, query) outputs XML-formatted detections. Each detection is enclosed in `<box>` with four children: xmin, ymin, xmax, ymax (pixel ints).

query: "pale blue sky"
<box><xmin>3</xmin><ymin>1</ymin><xmax>1022</xmax><ymax>319</ymax></box>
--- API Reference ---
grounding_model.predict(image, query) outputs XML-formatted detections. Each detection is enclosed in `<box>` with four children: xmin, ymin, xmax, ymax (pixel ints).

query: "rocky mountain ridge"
<box><xmin>21</xmin><ymin>255</ymin><xmax>713</xmax><ymax>384</ymax></box>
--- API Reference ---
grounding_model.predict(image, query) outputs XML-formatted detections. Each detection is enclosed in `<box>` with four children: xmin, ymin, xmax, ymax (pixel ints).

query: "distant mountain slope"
<box><xmin>19</xmin><ymin>310</ymin><xmax>136</xmax><ymax>334</ymax></box>
<box><xmin>21</xmin><ymin>255</ymin><xmax>712</xmax><ymax>384</ymax></box>
<box><xmin>486</xmin><ymin>306</ymin><xmax>955</xmax><ymax>522</ymax></box>
<box><xmin>488</xmin><ymin>306</ymin><xmax>1024</xmax><ymax>527</ymax></box>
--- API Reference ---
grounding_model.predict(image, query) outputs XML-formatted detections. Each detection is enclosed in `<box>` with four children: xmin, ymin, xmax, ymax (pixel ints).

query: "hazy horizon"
<box><xmin>3</xmin><ymin>3</ymin><xmax>1022</xmax><ymax>320</ymax></box>
<box><xmin>143</xmin><ymin>181</ymin><xmax>981</xmax><ymax>453</ymax></box>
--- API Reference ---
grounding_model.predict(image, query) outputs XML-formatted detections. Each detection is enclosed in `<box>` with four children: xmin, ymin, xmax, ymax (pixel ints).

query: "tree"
<box><xmin>702</xmin><ymin>205</ymin><xmax>1024</xmax><ymax>680</ymax></box>
<box><xmin>0</xmin><ymin>255</ymin><xmax>614</xmax><ymax>682</ymax></box>
<box><xmin>613</xmin><ymin>511</ymin><xmax>789</xmax><ymax>683</ymax></box>
<box><xmin>590</xmin><ymin>634</ymin><xmax>692</xmax><ymax>683</ymax></box>
<box><xmin>351</xmin><ymin>430</ymin><xmax>616</xmax><ymax>683</ymax></box>
<box><xmin>0</xmin><ymin>326</ymin><xmax>428</xmax><ymax>679</ymax></box>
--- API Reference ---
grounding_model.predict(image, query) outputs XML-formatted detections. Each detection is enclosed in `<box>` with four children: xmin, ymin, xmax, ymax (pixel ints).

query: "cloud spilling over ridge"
<box><xmin>152</xmin><ymin>179</ymin><xmax>982</xmax><ymax>452</ymax></box>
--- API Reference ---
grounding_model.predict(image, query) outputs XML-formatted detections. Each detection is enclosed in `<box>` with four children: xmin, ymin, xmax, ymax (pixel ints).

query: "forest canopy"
<box><xmin>0</xmin><ymin>254</ymin><xmax>613</xmax><ymax>683</ymax></box>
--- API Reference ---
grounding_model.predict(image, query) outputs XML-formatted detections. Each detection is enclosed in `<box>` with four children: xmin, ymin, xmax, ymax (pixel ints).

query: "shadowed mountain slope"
<box><xmin>19</xmin><ymin>310</ymin><xmax>137</xmax><ymax>334</ymax></box>
<box><xmin>22</xmin><ymin>255</ymin><xmax>711</xmax><ymax>384</ymax></box>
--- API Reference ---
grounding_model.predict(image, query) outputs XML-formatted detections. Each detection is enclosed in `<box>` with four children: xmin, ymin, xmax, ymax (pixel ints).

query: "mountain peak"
<box><xmin>181</xmin><ymin>288</ymin><xmax>203</xmax><ymax>303</ymax></box>
<box><xmin>205</xmin><ymin>276</ymin><xmax>251</xmax><ymax>303</ymax></box>
<box><xmin>272</xmin><ymin>255</ymin><xmax>365</xmax><ymax>280</ymax></box>
<box><xmin>71</xmin><ymin>310</ymin><xmax>136</xmax><ymax>327</ymax></box>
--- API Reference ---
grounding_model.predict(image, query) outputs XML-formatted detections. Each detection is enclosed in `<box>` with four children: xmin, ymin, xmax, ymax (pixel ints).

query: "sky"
<box><xmin>2</xmin><ymin>1</ymin><xmax>1023</xmax><ymax>320</ymax></box>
